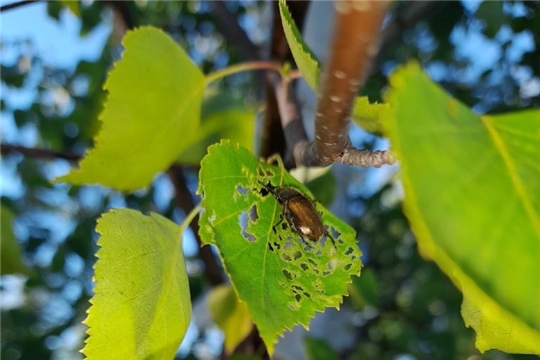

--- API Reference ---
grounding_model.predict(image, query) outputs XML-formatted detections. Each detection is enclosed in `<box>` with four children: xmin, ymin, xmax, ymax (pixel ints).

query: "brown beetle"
<box><xmin>259</xmin><ymin>181</ymin><xmax>333</xmax><ymax>245</ymax></box>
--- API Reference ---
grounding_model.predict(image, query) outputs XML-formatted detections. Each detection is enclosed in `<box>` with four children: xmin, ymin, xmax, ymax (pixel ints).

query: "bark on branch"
<box><xmin>295</xmin><ymin>1</ymin><xmax>394</xmax><ymax>167</ymax></box>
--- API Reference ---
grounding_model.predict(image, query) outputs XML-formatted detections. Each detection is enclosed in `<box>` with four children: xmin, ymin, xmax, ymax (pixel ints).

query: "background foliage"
<box><xmin>1</xmin><ymin>1</ymin><xmax>539</xmax><ymax>359</ymax></box>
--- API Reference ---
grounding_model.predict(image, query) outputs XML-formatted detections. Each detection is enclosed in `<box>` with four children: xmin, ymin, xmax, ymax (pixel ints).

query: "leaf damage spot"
<box><xmin>238</xmin><ymin>211</ymin><xmax>256</xmax><ymax>243</ymax></box>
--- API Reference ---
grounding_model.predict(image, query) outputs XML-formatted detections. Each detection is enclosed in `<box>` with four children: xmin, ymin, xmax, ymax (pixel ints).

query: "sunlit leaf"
<box><xmin>58</xmin><ymin>26</ymin><xmax>204</xmax><ymax>191</ymax></box>
<box><xmin>384</xmin><ymin>61</ymin><xmax>540</xmax><ymax>354</ymax></box>
<box><xmin>351</xmin><ymin>96</ymin><xmax>390</xmax><ymax>134</ymax></box>
<box><xmin>208</xmin><ymin>284</ymin><xmax>252</xmax><ymax>354</ymax></box>
<box><xmin>82</xmin><ymin>209</ymin><xmax>191</xmax><ymax>359</ymax></box>
<box><xmin>198</xmin><ymin>140</ymin><xmax>362</xmax><ymax>354</ymax></box>
<box><xmin>279</xmin><ymin>0</ymin><xmax>320</xmax><ymax>90</ymax></box>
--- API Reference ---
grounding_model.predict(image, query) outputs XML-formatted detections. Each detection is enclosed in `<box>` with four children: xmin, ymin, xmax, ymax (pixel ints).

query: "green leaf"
<box><xmin>82</xmin><ymin>208</ymin><xmax>191</xmax><ymax>359</ymax></box>
<box><xmin>178</xmin><ymin>92</ymin><xmax>255</xmax><ymax>165</ymax></box>
<box><xmin>208</xmin><ymin>284</ymin><xmax>252</xmax><ymax>355</ymax></box>
<box><xmin>351</xmin><ymin>96</ymin><xmax>391</xmax><ymax>134</ymax></box>
<box><xmin>384</xmin><ymin>61</ymin><xmax>540</xmax><ymax>354</ymax></box>
<box><xmin>198</xmin><ymin>140</ymin><xmax>362</xmax><ymax>354</ymax></box>
<box><xmin>59</xmin><ymin>0</ymin><xmax>80</xmax><ymax>16</ymax></box>
<box><xmin>348</xmin><ymin>268</ymin><xmax>378</xmax><ymax>307</ymax></box>
<box><xmin>1</xmin><ymin>206</ymin><xmax>31</xmax><ymax>276</ymax></box>
<box><xmin>279</xmin><ymin>0</ymin><xmax>320</xmax><ymax>90</ymax></box>
<box><xmin>57</xmin><ymin>26</ymin><xmax>204</xmax><ymax>191</ymax></box>
<box><xmin>279</xmin><ymin>0</ymin><xmax>386</xmax><ymax>133</ymax></box>
<box><xmin>304</xmin><ymin>337</ymin><xmax>338</xmax><ymax>360</ymax></box>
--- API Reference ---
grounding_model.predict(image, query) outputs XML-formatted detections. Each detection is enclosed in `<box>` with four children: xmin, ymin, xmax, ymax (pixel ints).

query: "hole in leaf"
<box><xmin>328</xmin><ymin>259</ymin><xmax>338</xmax><ymax>270</ymax></box>
<box><xmin>344</xmin><ymin>263</ymin><xmax>352</xmax><ymax>271</ymax></box>
<box><xmin>300</xmin><ymin>263</ymin><xmax>308</xmax><ymax>271</ymax></box>
<box><xmin>238</xmin><ymin>212</ymin><xmax>256</xmax><ymax>242</ymax></box>
<box><xmin>345</xmin><ymin>247</ymin><xmax>354</xmax><ymax>255</ymax></box>
<box><xmin>303</xmin><ymin>292</ymin><xmax>311</xmax><ymax>298</ymax></box>
<box><xmin>236</xmin><ymin>185</ymin><xmax>249</xmax><ymax>201</ymax></box>
<box><xmin>248</xmin><ymin>204</ymin><xmax>258</xmax><ymax>222</ymax></box>
<box><xmin>329</xmin><ymin>226</ymin><xmax>340</xmax><ymax>239</ymax></box>
<box><xmin>282</xmin><ymin>269</ymin><xmax>294</xmax><ymax>280</ymax></box>
<box><xmin>295</xmin><ymin>294</ymin><xmax>301</xmax><ymax>302</ymax></box>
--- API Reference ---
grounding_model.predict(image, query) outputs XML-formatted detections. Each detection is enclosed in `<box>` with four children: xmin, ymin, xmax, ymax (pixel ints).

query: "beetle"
<box><xmin>258</xmin><ymin>181</ymin><xmax>334</xmax><ymax>246</ymax></box>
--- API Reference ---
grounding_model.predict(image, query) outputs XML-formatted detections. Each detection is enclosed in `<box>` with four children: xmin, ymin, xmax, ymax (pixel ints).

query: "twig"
<box><xmin>269</xmin><ymin>72</ymin><xmax>309</xmax><ymax>168</ymax></box>
<box><xmin>1</xmin><ymin>143</ymin><xmax>81</xmax><ymax>161</ymax></box>
<box><xmin>337</xmin><ymin>144</ymin><xmax>395</xmax><ymax>168</ymax></box>
<box><xmin>259</xmin><ymin>1</ymin><xmax>310</xmax><ymax>160</ymax></box>
<box><xmin>0</xmin><ymin>0</ymin><xmax>43</xmax><ymax>12</ymax></box>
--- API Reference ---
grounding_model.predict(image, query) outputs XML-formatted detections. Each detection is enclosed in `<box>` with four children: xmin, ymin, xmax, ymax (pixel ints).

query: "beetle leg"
<box><xmin>325</xmin><ymin>229</ymin><xmax>337</xmax><ymax>249</ymax></box>
<box><xmin>272</xmin><ymin>213</ymin><xmax>284</xmax><ymax>234</ymax></box>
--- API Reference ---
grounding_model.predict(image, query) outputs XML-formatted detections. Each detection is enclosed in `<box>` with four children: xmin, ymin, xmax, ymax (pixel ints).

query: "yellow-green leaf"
<box><xmin>57</xmin><ymin>26</ymin><xmax>204</xmax><ymax>191</ymax></box>
<box><xmin>279</xmin><ymin>0</ymin><xmax>320</xmax><ymax>90</ymax></box>
<box><xmin>82</xmin><ymin>209</ymin><xmax>191</xmax><ymax>359</ymax></box>
<box><xmin>351</xmin><ymin>96</ymin><xmax>390</xmax><ymax>134</ymax></box>
<box><xmin>208</xmin><ymin>284</ymin><xmax>252</xmax><ymax>355</ymax></box>
<box><xmin>384</xmin><ymin>61</ymin><xmax>540</xmax><ymax>354</ymax></box>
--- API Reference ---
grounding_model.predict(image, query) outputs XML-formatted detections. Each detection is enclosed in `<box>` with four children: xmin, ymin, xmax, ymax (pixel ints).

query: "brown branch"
<box><xmin>0</xmin><ymin>0</ymin><xmax>43</xmax><ymax>12</ymax></box>
<box><xmin>259</xmin><ymin>1</ymin><xmax>310</xmax><ymax>160</ymax></box>
<box><xmin>337</xmin><ymin>144</ymin><xmax>395</xmax><ymax>168</ymax></box>
<box><xmin>304</xmin><ymin>0</ymin><xmax>390</xmax><ymax>166</ymax></box>
<box><xmin>268</xmin><ymin>73</ymin><xmax>309</xmax><ymax>168</ymax></box>
<box><xmin>166</xmin><ymin>165</ymin><xmax>225</xmax><ymax>287</ymax></box>
<box><xmin>1</xmin><ymin>143</ymin><xmax>81</xmax><ymax>161</ymax></box>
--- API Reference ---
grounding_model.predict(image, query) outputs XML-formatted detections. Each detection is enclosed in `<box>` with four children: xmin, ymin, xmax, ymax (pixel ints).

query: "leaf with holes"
<box><xmin>197</xmin><ymin>140</ymin><xmax>362</xmax><ymax>354</ymax></box>
<box><xmin>384</xmin><ymin>61</ymin><xmax>540</xmax><ymax>354</ymax></box>
<box><xmin>57</xmin><ymin>26</ymin><xmax>204</xmax><ymax>191</ymax></box>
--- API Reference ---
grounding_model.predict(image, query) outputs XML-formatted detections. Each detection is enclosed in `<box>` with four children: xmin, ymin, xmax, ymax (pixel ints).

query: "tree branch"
<box><xmin>304</xmin><ymin>0</ymin><xmax>390</xmax><ymax>166</ymax></box>
<box><xmin>268</xmin><ymin>73</ymin><xmax>308</xmax><ymax>168</ymax></box>
<box><xmin>0</xmin><ymin>0</ymin><xmax>43</xmax><ymax>12</ymax></box>
<box><xmin>268</xmin><ymin>1</ymin><xmax>394</xmax><ymax>168</ymax></box>
<box><xmin>1</xmin><ymin>143</ymin><xmax>81</xmax><ymax>161</ymax></box>
<box><xmin>259</xmin><ymin>1</ymin><xmax>310</xmax><ymax>160</ymax></box>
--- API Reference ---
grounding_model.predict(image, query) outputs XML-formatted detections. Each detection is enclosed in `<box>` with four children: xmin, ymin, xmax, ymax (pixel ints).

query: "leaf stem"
<box><xmin>205</xmin><ymin>61</ymin><xmax>284</xmax><ymax>84</ymax></box>
<box><xmin>181</xmin><ymin>203</ymin><xmax>202</xmax><ymax>233</ymax></box>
